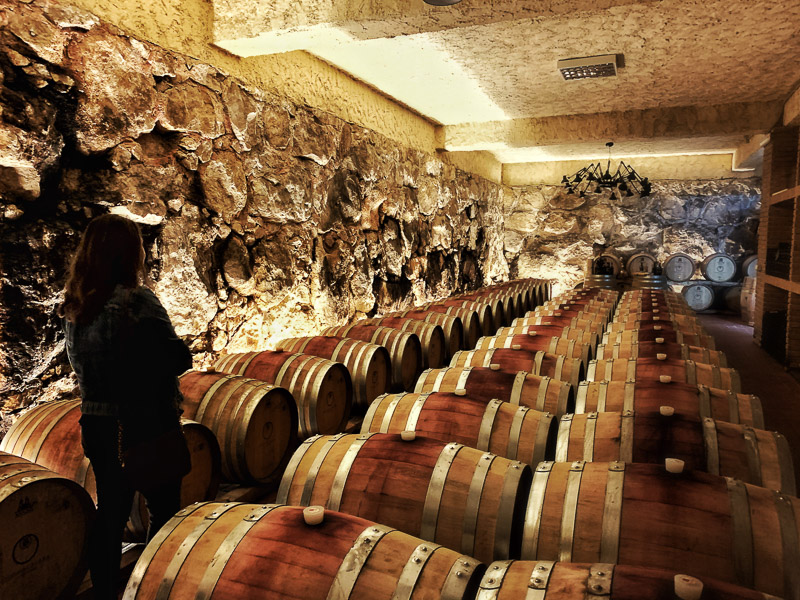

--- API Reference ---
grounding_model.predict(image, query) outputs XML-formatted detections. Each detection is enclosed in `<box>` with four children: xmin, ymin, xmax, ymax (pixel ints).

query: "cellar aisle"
<box><xmin>697</xmin><ymin>313</ymin><xmax>800</xmax><ymax>488</ymax></box>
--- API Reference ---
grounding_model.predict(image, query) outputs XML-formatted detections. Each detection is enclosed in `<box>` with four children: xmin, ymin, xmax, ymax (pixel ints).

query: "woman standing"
<box><xmin>61</xmin><ymin>214</ymin><xmax>192</xmax><ymax>599</ymax></box>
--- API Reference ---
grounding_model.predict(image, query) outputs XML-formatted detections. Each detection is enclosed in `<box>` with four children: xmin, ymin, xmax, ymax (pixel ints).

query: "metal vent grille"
<box><xmin>558</xmin><ymin>54</ymin><xmax>619</xmax><ymax>80</ymax></box>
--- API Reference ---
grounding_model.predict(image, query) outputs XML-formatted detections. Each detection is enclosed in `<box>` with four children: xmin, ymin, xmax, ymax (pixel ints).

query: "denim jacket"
<box><xmin>64</xmin><ymin>285</ymin><xmax>192</xmax><ymax>434</ymax></box>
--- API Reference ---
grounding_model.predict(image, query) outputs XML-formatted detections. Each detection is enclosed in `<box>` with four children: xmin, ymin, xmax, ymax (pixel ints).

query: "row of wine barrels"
<box><xmin>612</xmin><ymin>309</ymin><xmax>698</xmax><ymax>324</ymax></box>
<box><xmin>575</xmin><ymin>380</ymin><xmax>765</xmax><ymax>427</ymax></box>
<box><xmin>494</xmin><ymin>326</ymin><xmax>599</xmax><ymax>352</ymax></box>
<box><xmin>602</xmin><ymin>328</ymin><xmax>717</xmax><ymax>349</ymax></box>
<box><xmin>179</xmin><ymin>371</ymin><xmax>297</xmax><ymax>484</ymax></box>
<box><xmin>605</xmin><ymin>318</ymin><xmax>707</xmax><ymax>334</ymax></box>
<box><xmin>520</xmin><ymin>461</ymin><xmax>799</xmax><ymax>599</ymax></box>
<box><xmin>631</xmin><ymin>273</ymin><xmax>668</xmax><ymax>289</ymax></box>
<box><xmin>275</xmin><ymin>335</ymin><xmax>392</xmax><ymax>409</ymax></box>
<box><xmin>583</xmin><ymin>273</ymin><xmax>617</xmax><ymax>290</ymax></box>
<box><xmin>214</xmin><ymin>351</ymin><xmax>352</xmax><ymax>438</ymax></box>
<box><xmin>449</xmin><ymin>348</ymin><xmax>585</xmax><ymax>391</ymax></box>
<box><xmin>586</xmin><ymin>357</ymin><xmax>742</xmax><ymax>393</ymax></box>
<box><xmin>474</xmin><ymin>335</ymin><xmax>592</xmax><ymax>369</ymax></box>
<box><xmin>426</xmin><ymin>300</ymin><xmax>497</xmax><ymax>337</ymax></box>
<box><xmin>460</xmin><ymin>291</ymin><xmax>517</xmax><ymax>323</ymax></box>
<box><xmin>276</xmin><ymin>433</ymin><xmax>532</xmax><ymax>563</ymax></box>
<box><xmin>122</xmin><ymin>502</ymin><xmax>482</xmax><ymax>600</ymax></box>
<box><xmin>553</xmin><ymin>411</ymin><xmax>795</xmax><ymax>493</ymax></box>
<box><xmin>0</xmin><ymin>399</ymin><xmax>222</xmax><ymax>538</ymax></box>
<box><xmin>595</xmin><ymin>341</ymin><xmax>728</xmax><ymax>366</ymax></box>
<box><xmin>476</xmin><ymin>561</ymin><xmax>777</xmax><ymax>600</ymax></box>
<box><xmin>595</xmin><ymin>252</ymin><xmax>742</xmax><ymax>283</ymax></box>
<box><xmin>448</xmin><ymin>297</ymin><xmax>506</xmax><ymax>331</ymax></box>
<box><xmin>387</xmin><ymin>309</ymin><xmax>464</xmax><ymax>358</ymax></box>
<box><xmin>321</xmin><ymin>324</ymin><xmax>422</xmax><ymax>393</ymax></box>
<box><xmin>511</xmin><ymin>315</ymin><xmax>606</xmax><ymax>338</ymax></box>
<box><xmin>361</xmin><ymin>392</ymin><xmax>555</xmax><ymax>466</ymax></box>
<box><xmin>415</xmin><ymin>366</ymin><xmax>574</xmax><ymax>417</ymax></box>
<box><xmin>419</xmin><ymin>305</ymin><xmax>482</xmax><ymax>350</ymax></box>
<box><xmin>359</xmin><ymin>316</ymin><xmax>447</xmax><ymax>369</ymax></box>
<box><xmin>0</xmin><ymin>451</ymin><xmax>94</xmax><ymax>600</ymax></box>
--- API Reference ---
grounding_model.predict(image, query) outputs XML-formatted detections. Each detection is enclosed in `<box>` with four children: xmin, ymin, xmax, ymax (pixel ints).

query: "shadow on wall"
<box><xmin>0</xmin><ymin>0</ymin><xmax>509</xmax><ymax>410</ymax></box>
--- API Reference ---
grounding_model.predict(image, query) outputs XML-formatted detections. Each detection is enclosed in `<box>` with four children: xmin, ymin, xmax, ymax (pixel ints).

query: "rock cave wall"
<box><xmin>503</xmin><ymin>179</ymin><xmax>761</xmax><ymax>289</ymax></box>
<box><xmin>0</xmin><ymin>0</ymin><xmax>508</xmax><ymax>415</ymax></box>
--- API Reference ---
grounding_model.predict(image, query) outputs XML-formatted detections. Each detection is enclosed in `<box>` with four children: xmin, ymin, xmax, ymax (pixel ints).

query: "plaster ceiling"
<box><xmin>214</xmin><ymin>0</ymin><xmax>800</xmax><ymax>168</ymax></box>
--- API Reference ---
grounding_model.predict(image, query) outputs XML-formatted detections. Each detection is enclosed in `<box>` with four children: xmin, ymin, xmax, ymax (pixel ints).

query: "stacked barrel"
<box><xmin>124</xmin><ymin>278</ymin><xmax>800</xmax><ymax>600</ymax></box>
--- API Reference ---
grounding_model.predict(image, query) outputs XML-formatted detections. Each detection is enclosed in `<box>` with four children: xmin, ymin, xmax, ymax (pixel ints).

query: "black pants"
<box><xmin>81</xmin><ymin>415</ymin><xmax>181</xmax><ymax>600</ymax></box>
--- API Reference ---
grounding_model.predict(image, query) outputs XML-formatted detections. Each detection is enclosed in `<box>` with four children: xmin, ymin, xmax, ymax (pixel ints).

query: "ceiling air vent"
<box><xmin>558</xmin><ymin>54</ymin><xmax>621</xmax><ymax>80</ymax></box>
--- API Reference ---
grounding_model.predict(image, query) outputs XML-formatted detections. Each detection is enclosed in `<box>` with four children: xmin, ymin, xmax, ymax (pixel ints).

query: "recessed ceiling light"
<box><xmin>424</xmin><ymin>0</ymin><xmax>462</xmax><ymax>5</ymax></box>
<box><xmin>558</xmin><ymin>54</ymin><xmax>621</xmax><ymax>80</ymax></box>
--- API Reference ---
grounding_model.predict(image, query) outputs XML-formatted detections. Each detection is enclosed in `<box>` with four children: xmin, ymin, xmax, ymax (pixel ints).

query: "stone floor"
<box><xmin>697</xmin><ymin>313</ymin><xmax>800</xmax><ymax>487</ymax></box>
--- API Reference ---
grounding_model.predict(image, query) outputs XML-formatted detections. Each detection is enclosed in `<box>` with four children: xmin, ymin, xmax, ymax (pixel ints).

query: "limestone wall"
<box><xmin>504</xmin><ymin>179</ymin><xmax>761</xmax><ymax>292</ymax></box>
<box><xmin>0</xmin><ymin>0</ymin><xmax>507</xmax><ymax>411</ymax></box>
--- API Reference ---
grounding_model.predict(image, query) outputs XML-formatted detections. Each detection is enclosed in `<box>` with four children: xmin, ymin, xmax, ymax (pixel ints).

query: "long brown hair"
<box><xmin>61</xmin><ymin>214</ymin><xmax>146</xmax><ymax>324</ymax></box>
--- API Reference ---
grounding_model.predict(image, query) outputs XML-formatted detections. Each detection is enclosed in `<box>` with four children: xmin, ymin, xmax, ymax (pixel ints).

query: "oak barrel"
<box><xmin>450</xmin><ymin>348</ymin><xmax>585</xmax><ymax>391</ymax></box>
<box><xmin>683</xmin><ymin>282</ymin><xmax>716</xmax><ymax>311</ymax></box>
<box><xmin>595</xmin><ymin>341</ymin><xmax>728</xmax><ymax>366</ymax></box>
<box><xmin>586</xmin><ymin>357</ymin><xmax>742</xmax><ymax>392</ymax></box>
<box><xmin>387</xmin><ymin>309</ymin><xmax>465</xmax><ymax>357</ymax></box>
<box><xmin>574</xmin><ymin>380</ymin><xmax>765</xmax><ymax>428</ymax></box>
<box><xmin>451</xmin><ymin>295</ymin><xmax>507</xmax><ymax>329</ymax></box>
<box><xmin>421</xmin><ymin>304</ymin><xmax>482</xmax><ymax>349</ymax></box>
<box><xmin>1</xmin><ymin>399</ymin><xmax>222</xmax><ymax>539</ymax></box>
<box><xmin>361</xmin><ymin>392</ymin><xmax>556</xmax><ymax>465</ymax></box>
<box><xmin>359</xmin><ymin>316</ymin><xmax>446</xmax><ymax>369</ymax></box>
<box><xmin>277</xmin><ymin>433</ymin><xmax>532</xmax><ymax>563</ymax></box>
<box><xmin>414</xmin><ymin>366</ymin><xmax>574</xmax><ymax>417</ymax></box>
<box><xmin>322</xmin><ymin>325</ymin><xmax>422</xmax><ymax>393</ymax></box>
<box><xmin>554</xmin><ymin>411</ymin><xmax>795</xmax><ymax>493</ymax></box>
<box><xmin>474</xmin><ymin>335</ymin><xmax>592</xmax><ymax>368</ymax></box>
<box><xmin>494</xmin><ymin>326</ymin><xmax>599</xmax><ymax>351</ymax></box>
<box><xmin>179</xmin><ymin>371</ymin><xmax>297</xmax><ymax>483</ymax></box>
<box><xmin>275</xmin><ymin>335</ymin><xmax>391</xmax><ymax>409</ymax></box>
<box><xmin>512</xmin><ymin>315</ymin><xmax>606</xmax><ymax>337</ymax></box>
<box><xmin>701</xmin><ymin>252</ymin><xmax>737</xmax><ymax>282</ymax></box>
<box><xmin>0</xmin><ymin>451</ymin><xmax>94</xmax><ymax>600</ymax></box>
<box><xmin>664</xmin><ymin>252</ymin><xmax>697</xmax><ymax>282</ymax></box>
<box><xmin>521</xmin><ymin>462</ymin><xmax>800</xmax><ymax>599</ymax></box>
<box><xmin>214</xmin><ymin>350</ymin><xmax>352</xmax><ymax>438</ymax></box>
<box><xmin>430</xmin><ymin>299</ymin><xmax>496</xmax><ymax>336</ymax></box>
<box><xmin>602</xmin><ymin>328</ymin><xmax>717</xmax><ymax>349</ymax></box>
<box><xmin>604</xmin><ymin>319</ymin><xmax>707</xmax><ymax>334</ymax></box>
<box><xmin>476</xmin><ymin>561</ymin><xmax>781</xmax><ymax>600</ymax></box>
<box><xmin>122</xmin><ymin>502</ymin><xmax>483</xmax><ymax>600</ymax></box>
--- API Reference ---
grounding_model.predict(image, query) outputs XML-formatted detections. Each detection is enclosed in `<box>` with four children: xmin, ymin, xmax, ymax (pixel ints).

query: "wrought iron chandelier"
<box><xmin>561</xmin><ymin>142</ymin><xmax>651</xmax><ymax>198</ymax></box>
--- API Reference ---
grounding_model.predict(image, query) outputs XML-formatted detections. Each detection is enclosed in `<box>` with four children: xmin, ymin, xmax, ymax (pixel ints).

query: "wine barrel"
<box><xmin>583</xmin><ymin>274</ymin><xmax>617</xmax><ymax>290</ymax></box>
<box><xmin>0</xmin><ymin>399</ymin><xmax>222</xmax><ymax>540</ymax></box>
<box><xmin>450</xmin><ymin>348</ymin><xmax>585</xmax><ymax>391</ymax></box>
<box><xmin>321</xmin><ymin>325</ymin><xmax>422</xmax><ymax>393</ymax></box>
<box><xmin>431</xmin><ymin>299</ymin><xmax>497</xmax><ymax>336</ymax></box>
<box><xmin>520</xmin><ymin>462</ymin><xmax>800</xmax><ymax>599</ymax></box>
<box><xmin>742</xmin><ymin>255</ymin><xmax>758</xmax><ymax>278</ymax></box>
<box><xmin>683</xmin><ymin>283</ymin><xmax>715</xmax><ymax>311</ymax></box>
<box><xmin>741</xmin><ymin>276</ymin><xmax>757</xmax><ymax>326</ymax></box>
<box><xmin>574</xmin><ymin>380</ymin><xmax>765</xmax><ymax>428</ymax></box>
<box><xmin>724</xmin><ymin>285</ymin><xmax>744</xmax><ymax>313</ymax></box>
<box><xmin>214</xmin><ymin>351</ymin><xmax>352</xmax><ymax>438</ymax></box>
<box><xmin>595</xmin><ymin>341</ymin><xmax>728</xmax><ymax>366</ymax></box>
<box><xmin>361</xmin><ymin>392</ymin><xmax>555</xmax><ymax>466</ymax></box>
<box><xmin>602</xmin><ymin>328</ymin><xmax>717</xmax><ymax>350</ymax></box>
<box><xmin>178</xmin><ymin>371</ymin><xmax>297</xmax><ymax>483</ymax></box>
<box><xmin>614</xmin><ymin>306</ymin><xmax>697</xmax><ymax>319</ymax></box>
<box><xmin>387</xmin><ymin>309</ymin><xmax>464</xmax><ymax>359</ymax></box>
<box><xmin>0</xmin><ymin>451</ymin><xmax>94</xmax><ymax>600</ymax></box>
<box><xmin>462</xmin><ymin>292</ymin><xmax>517</xmax><ymax>323</ymax></box>
<box><xmin>414</xmin><ymin>366</ymin><xmax>573</xmax><ymax>417</ymax></box>
<box><xmin>554</xmin><ymin>411</ymin><xmax>795</xmax><ymax>493</ymax></box>
<box><xmin>474</xmin><ymin>335</ymin><xmax>592</xmax><ymax>369</ymax></box>
<box><xmin>605</xmin><ymin>319</ymin><xmax>707</xmax><ymax>334</ymax></box>
<box><xmin>122</xmin><ymin>502</ymin><xmax>482</xmax><ymax>600</ymax></box>
<box><xmin>275</xmin><ymin>336</ymin><xmax>391</xmax><ymax>410</ymax></box>
<box><xmin>626</xmin><ymin>252</ymin><xmax>657</xmax><ymax>274</ymax></box>
<box><xmin>452</xmin><ymin>296</ymin><xmax>507</xmax><ymax>329</ymax></box>
<box><xmin>592</xmin><ymin>254</ymin><xmax>622</xmax><ymax>276</ymax></box>
<box><xmin>420</xmin><ymin>305</ymin><xmax>482</xmax><ymax>350</ymax></box>
<box><xmin>702</xmin><ymin>253</ymin><xmax>737</xmax><ymax>282</ymax></box>
<box><xmin>277</xmin><ymin>433</ymin><xmax>532</xmax><ymax>563</ymax></box>
<box><xmin>532</xmin><ymin>305</ymin><xmax>614</xmax><ymax>322</ymax></box>
<box><xmin>359</xmin><ymin>317</ymin><xmax>446</xmax><ymax>369</ymax></box>
<box><xmin>476</xmin><ymin>561</ymin><xmax>782</xmax><ymax>600</ymax></box>
<box><xmin>664</xmin><ymin>253</ymin><xmax>697</xmax><ymax>282</ymax></box>
<box><xmin>514</xmin><ymin>315</ymin><xmax>607</xmax><ymax>337</ymax></box>
<box><xmin>631</xmin><ymin>272</ymin><xmax>669</xmax><ymax>289</ymax></box>
<box><xmin>587</xmin><ymin>357</ymin><xmax>742</xmax><ymax>393</ymax></box>
<box><xmin>494</xmin><ymin>326</ymin><xmax>599</xmax><ymax>351</ymax></box>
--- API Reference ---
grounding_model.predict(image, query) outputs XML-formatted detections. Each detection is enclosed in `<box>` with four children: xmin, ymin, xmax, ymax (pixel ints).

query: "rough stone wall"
<box><xmin>504</xmin><ymin>178</ymin><xmax>761</xmax><ymax>293</ymax></box>
<box><xmin>0</xmin><ymin>0</ymin><xmax>508</xmax><ymax>413</ymax></box>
